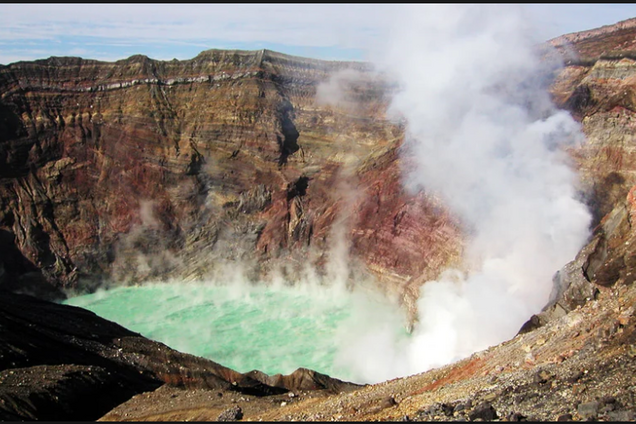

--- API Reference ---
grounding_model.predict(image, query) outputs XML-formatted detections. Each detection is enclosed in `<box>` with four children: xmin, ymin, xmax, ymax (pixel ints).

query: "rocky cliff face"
<box><xmin>0</xmin><ymin>49</ymin><xmax>461</xmax><ymax>305</ymax></box>
<box><xmin>549</xmin><ymin>17</ymin><xmax>636</xmax><ymax>226</ymax></box>
<box><xmin>537</xmin><ymin>17</ymin><xmax>636</xmax><ymax>318</ymax></box>
<box><xmin>3</xmin><ymin>16</ymin><xmax>636</xmax><ymax>422</ymax></box>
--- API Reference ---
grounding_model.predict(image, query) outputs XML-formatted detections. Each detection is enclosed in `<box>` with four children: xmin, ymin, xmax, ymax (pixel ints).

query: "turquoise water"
<box><xmin>62</xmin><ymin>281</ymin><xmax>405</xmax><ymax>382</ymax></box>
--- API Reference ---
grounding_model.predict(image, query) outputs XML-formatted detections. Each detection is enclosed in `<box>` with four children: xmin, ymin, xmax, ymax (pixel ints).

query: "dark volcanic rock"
<box><xmin>0</xmin><ymin>365</ymin><xmax>157</xmax><ymax>421</ymax></box>
<box><xmin>467</xmin><ymin>402</ymin><xmax>498</xmax><ymax>421</ymax></box>
<box><xmin>217</xmin><ymin>405</ymin><xmax>244</xmax><ymax>421</ymax></box>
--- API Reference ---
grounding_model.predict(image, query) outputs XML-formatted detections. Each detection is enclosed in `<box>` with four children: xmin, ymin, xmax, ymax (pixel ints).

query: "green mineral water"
<box><xmin>62</xmin><ymin>280</ymin><xmax>408</xmax><ymax>383</ymax></box>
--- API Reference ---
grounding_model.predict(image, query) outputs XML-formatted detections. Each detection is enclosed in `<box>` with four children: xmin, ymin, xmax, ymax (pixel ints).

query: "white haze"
<box><xmin>316</xmin><ymin>69</ymin><xmax>367</xmax><ymax>114</ymax></box>
<box><xmin>330</xmin><ymin>4</ymin><xmax>592</xmax><ymax>383</ymax></box>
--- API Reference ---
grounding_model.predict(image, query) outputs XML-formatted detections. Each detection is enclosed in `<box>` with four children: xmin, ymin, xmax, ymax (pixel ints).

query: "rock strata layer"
<box><xmin>0</xmin><ymin>49</ymin><xmax>461</xmax><ymax>306</ymax></box>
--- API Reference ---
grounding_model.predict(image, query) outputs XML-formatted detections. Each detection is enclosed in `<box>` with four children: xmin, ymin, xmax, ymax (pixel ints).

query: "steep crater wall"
<box><xmin>0</xmin><ymin>49</ymin><xmax>462</xmax><ymax>300</ymax></box>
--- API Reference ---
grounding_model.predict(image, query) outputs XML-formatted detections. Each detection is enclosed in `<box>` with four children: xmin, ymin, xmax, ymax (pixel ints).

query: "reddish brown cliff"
<box><xmin>0</xmin><ymin>49</ymin><xmax>462</xmax><ymax>298</ymax></box>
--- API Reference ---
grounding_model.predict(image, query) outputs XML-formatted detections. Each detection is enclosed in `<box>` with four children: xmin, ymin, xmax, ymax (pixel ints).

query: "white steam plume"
<box><xmin>338</xmin><ymin>4</ymin><xmax>592</xmax><ymax>383</ymax></box>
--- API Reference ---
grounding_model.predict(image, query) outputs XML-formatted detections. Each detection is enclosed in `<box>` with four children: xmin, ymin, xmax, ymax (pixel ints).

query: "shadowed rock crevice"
<box><xmin>0</xmin><ymin>229</ymin><xmax>65</xmax><ymax>301</ymax></box>
<box><xmin>586</xmin><ymin>171</ymin><xmax>627</xmax><ymax>229</ymax></box>
<box><xmin>185</xmin><ymin>150</ymin><xmax>205</xmax><ymax>176</ymax></box>
<box><xmin>286</xmin><ymin>176</ymin><xmax>309</xmax><ymax>201</ymax></box>
<box><xmin>0</xmin><ymin>100</ymin><xmax>32</xmax><ymax>179</ymax></box>
<box><xmin>0</xmin><ymin>101</ymin><xmax>25</xmax><ymax>142</ymax></box>
<box><xmin>276</xmin><ymin>99</ymin><xmax>300</xmax><ymax>166</ymax></box>
<box><xmin>564</xmin><ymin>84</ymin><xmax>597</xmax><ymax>120</ymax></box>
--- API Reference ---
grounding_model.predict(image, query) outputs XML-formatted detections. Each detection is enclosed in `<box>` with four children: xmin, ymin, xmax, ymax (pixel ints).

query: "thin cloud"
<box><xmin>0</xmin><ymin>4</ymin><xmax>390</xmax><ymax>48</ymax></box>
<box><xmin>1</xmin><ymin>4</ymin><xmax>636</xmax><ymax>64</ymax></box>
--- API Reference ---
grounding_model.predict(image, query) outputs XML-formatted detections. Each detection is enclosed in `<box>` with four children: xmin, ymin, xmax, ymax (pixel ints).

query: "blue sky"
<box><xmin>1</xmin><ymin>4</ymin><xmax>636</xmax><ymax>65</ymax></box>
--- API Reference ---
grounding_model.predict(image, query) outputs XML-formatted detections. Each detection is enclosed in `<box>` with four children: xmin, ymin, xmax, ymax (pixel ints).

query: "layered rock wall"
<box><xmin>0</xmin><ymin>49</ymin><xmax>462</xmax><ymax>296</ymax></box>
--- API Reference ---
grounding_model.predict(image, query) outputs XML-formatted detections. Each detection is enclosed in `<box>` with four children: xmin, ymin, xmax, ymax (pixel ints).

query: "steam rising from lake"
<box><xmin>332</xmin><ymin>4</ymin><xmax>591</xmax><ymax>382</ymax></box>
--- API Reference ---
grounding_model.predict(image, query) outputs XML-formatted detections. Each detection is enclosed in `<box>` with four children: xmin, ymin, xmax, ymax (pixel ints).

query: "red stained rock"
<box><xmin>0</xmin><ymin>50</ymin><xmax>460</xmax><ymax>297</ymax></box>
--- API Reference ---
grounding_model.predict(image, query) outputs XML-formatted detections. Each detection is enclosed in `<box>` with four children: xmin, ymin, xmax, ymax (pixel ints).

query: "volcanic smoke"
<box><xmin>333</xmin><ymin>4</ymin><xmax>592</xmax><ymax>383</ymax></box>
